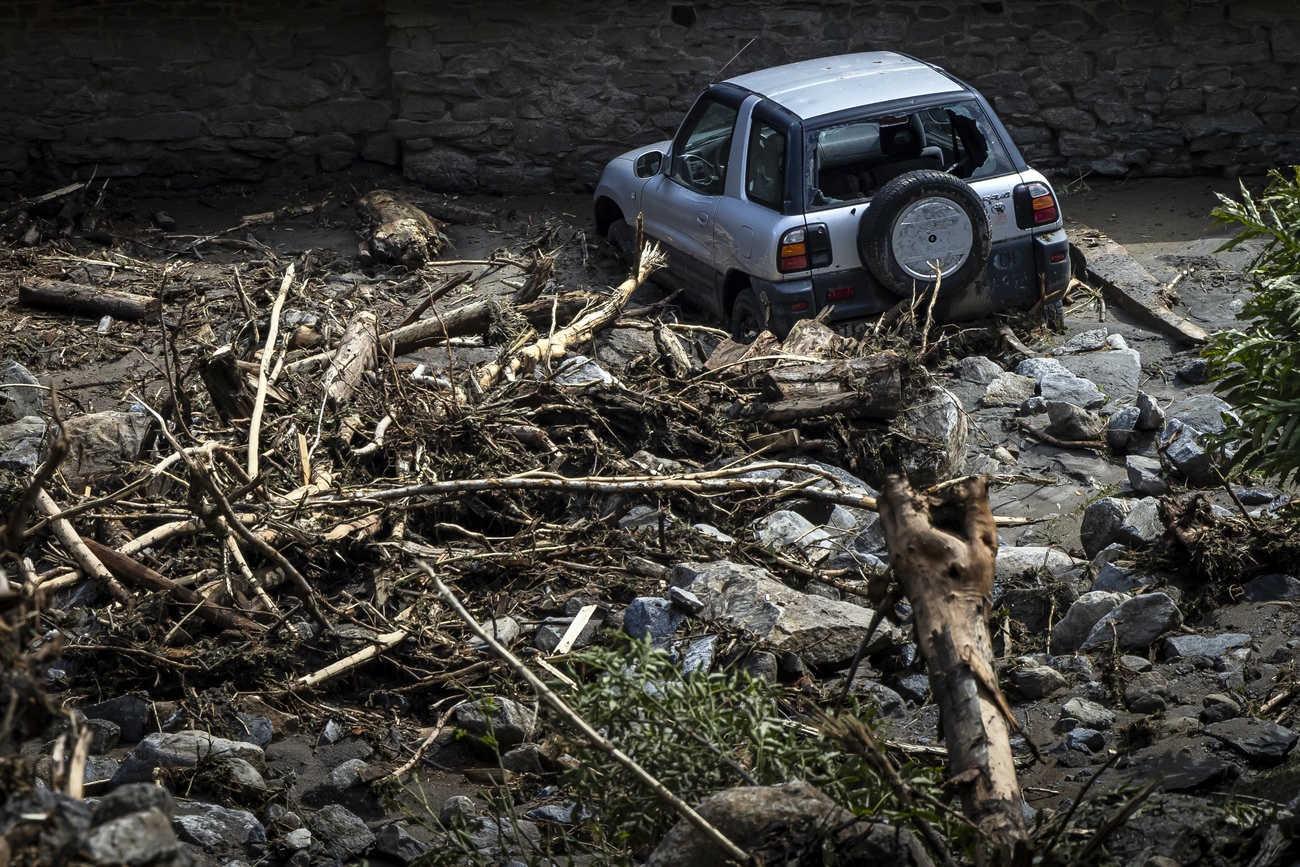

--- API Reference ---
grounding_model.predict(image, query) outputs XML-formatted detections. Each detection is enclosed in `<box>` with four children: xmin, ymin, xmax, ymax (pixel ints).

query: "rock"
<box><xmin>282</xmin><ymin>828</ymin><xmax>312</xmax><ymax>850</ymax></box>
<box><xmin>468</xmin><ymin>616</ymin><xmax>521</xmax><ymax>650</ymax></box>
<box><xmin>1067</xmin><ymin>727</ymin><xmax>1106</xmax><ymax>753</ymax></box>
<box><xmin>1080</xmin><ymin>497</ymin><xmax>1129</xmax><ymax>559</ymax></box>
<box><xmin>894</xmin><ymin>673</ymin><xmax>930</xmax><ymax>704</ymax></box>
<box><xmin>535</xmin><ymin>615</ymin><xmax>600</xmax><ymax>653</ymax></box>
<box><xmin>525</xmin><ymin>802</ymin><xmax>593</xmax><ymax>823</ymax></box>
<box><xmin>1081</xmin><ymin>592</ymin><xmax>1183</xmax><ymax>652</ymax></box>
<box><xmin>172</xmin><ymin>803</ymin><xmax>266</xmax><ymax>857</ymax></box>
<box><xmin>692</xmin><ymin>523</ymin><xmax>736</xmax><ymax>544</ymax></box>
<box><xmin>840</xmin><ymin>679</ymin><xmax>906</xmax><ymax>717</ymax></box>
<box><xmin>1118</xmin><ymin>497</ymin><xmax>1164</xmax><ymax>547</ymax></box>
<box><xmin>92</xmin><ymin>783</ymin><xmax>176</xmax><ymax>826</ymax></box>
<box><xmin>1091</xmin><ymin>563</ymin><xmax>1151</xmax><ymax>593</ymax></box>
<box><xmin>1052</xmin><ymin>655</ymin><xmax>1094</xmax><ymax>681</ymax></box>
<box><xmin>1011</xmin><ymin>664</ymin><xmax>1067</xmax><ymax>699</ymax></box>
<box><xmin>310</xmin><ymin>804</ymin><xmax>375</xmax><ymax>859</ymax></box>
<box><xmin>682</xmin><ymin>635</ymin><xmax>717</xmax><ymax>675</ymax></box>
<box><xmin>374</xmin><ymin>823</ymin><xmax>428</xmax><ymax>864</ymax></box>
<box><xmin>85</xmin><ymin>718</ymin><xmax>121</xmax><ymax>754</ymax></box>
<box><xmin>954</xmin><ymin>356</ymin><xmax>1004</xmax><ymax>384</ymax></box>
<box><xmin>1126</xmin><ymin>455</ymin><xmax>1169</xmax><ymax>496</ymax></box>
<box><xmin>0</xmin><ymin>416</ymin><xmax>46</xmax><ymax>471</ymax></box>
<box><xmin>1020</xmin><ymin>396</ymin><xmax>1048</xmax><ymax>415</ymax></box>
<box><xmin>1200</xmin><ymin>694</ymin><xmax>1242</xmax><ymax>724</ymax></box>
<box><xmin>1058</xmin><ymin>348</ymin><xmax>1142</xmax><ymax>409</ymax></box>
<box><xmin>233</xmin><ymin>713</ymin><xmax>273</xmax><ymax>748</ymax></box>
<box><xmin>1160</xmin><ymin>759</ymin><xmax>1239</xmax><ymax>793</ymax></box>
<box><xmin>1205</xmin><ymin>718</ymin><xmax>1299</xmax><ymax>766</ymax></box>
<box><xmin>83</xmin><ymin>808</ymin><xmax>178</xmax><ymax>866</ymax></box>
<box><xmin>645</xmin><ymin>781</ymin><xmax>935</xmax><ymax>867</ymax></box>
<box><xmin>1054</xmin><ymin>328</ymin><xmax>1109</xmax><ymax>354</ymax></box>
<box><xmin>1092</xmin><ymin>543</ymin><xmax>1127</xmax><ymax>568</ymax></box>
<box><xmin>453</xmin><ymin>697</ymin><xmax>536</xmax><ymax>749</ymax></box>
<box><xmin>1016</xmin><ymin>357</ymin><xmax>1066</xmax><ymax>380</ymax></box>
<box><xmin>982</xmin><ymin>372</ymin><xmax>1037</xmax><ymax>407</ymax></box>
<box><xmin>752</xmin><ymin>510</ymin><xmax>833</xmax><ymax>560</ymax></box>
<box><xmin>1062</xmin><ymin>697</ymin><xmax>1115</xmax><ymax>729</ymax></box>
<box><xmin>1106</xmin><ymin>406</ymin><xmax>1141</xmax><ymax>453</ymax></box>
<box><xmin>1175</xmin><ymin>358</ymin><xmax>1210</xmax><ymax>384</ymax></box>
<box><xmin>1160</xmin><ymin>420</ymin><xmax>1219</xmax><ymax>487</ymax></box>
<box><xmin>739</xmin><ymin>651</ymin><xmax>779</xmax><ymax>683</ymax></box>
<box><xmin>898</xmin><ymin>385</ymin><xmax>966</xmax><ymax>486</ymax></box>
<box><xmin>59</xmin><ymin>411</ymin><xmax>154</xmax><ymax>485</ymax></box>
<box><xmin>302</xmin><ymin>758</ymin><xmax>369</xmax><ymax>809</ymax></box>
<box><xmin>1163</xmin><ymin>633</ymin><xmax>1251</xmax><ymax>660</ymax></box>
<box><xmin>1124</xmin><ymin>672</ymin><xmax>1169</xmax><ymax>714</ymax></box>
<box><xmin>668</xmin><ymin>585</ymin><xmax>705</xmax><ymax>615</ymax></box>
<box><xmin>671</xmin><ymin>561</ymin><xmax>903</xmax><ymax>667</ymax></box>
<box><xmin>1046</xmin><ymin>401</ymin><xmax>1104</xmax><ymax>440</ymax></box>
<box><xmin>995</xmin><ymin>546</ymin><xmax>1085</xmax><ymax>582</ymax></box>
<box><xmin>318</xmin><ymin>719</ymin><xmax>344</xmax><ymax>745</ymax></box>
<box><xmin>1050</xmin><ymin>591</ymin><xmax>1125</xmax><ymax>654</ymax></box>
<box><xmin>500</xmin><ymin>745</ymin><xmax>548</xmax><ymax>773</ymax></box>
<box><xmin>80</xmin><ymin>695</ymin><xmax>149</xmax><ymax>744</ymax></box>
<box><xmin>439</xmin><ymin>795</ymin><xmax>476</xmax><ymax>827</ymax></box>
<box><xmin>1242</xmin><ymin>573</ymin><xmax>1300</xmax><ymax>602</ymax></box>
<box><xmin>623</xmin><ymin>597</ymin><xmax>686</xmax><ymax>645</ymax></box>
<box><xmin>466</xmin><ymin>816</ymin><xmax>541</xmax><ymax>857</ymax></box>
<box><xmin>112</xmin><ymin>731</ymin><xmax>264</xmax><ymax>787</ymax></box>
<box><xmin>552</xmin><ymin>355</ymin><xmax>616</xmax><ymax>387</ymax></box>
<box><xmin>1039</xmin><ymin>371</ymin><xmax>1105</xmax><ymax>409</ymax></box>
<box><xmin>0</xmin><ymin>361</ymin><xmax>45</xmax><ymax>423</ymax></box>
<box><xmin>1119</xmin><ymin>654</ymin><xmax>1153</xmax><ymax>673</ymax></box>
<box><xmin>1136</xmin><ymin>391</ymin><xmax>1165</xmax><ymax>430</ymax></box>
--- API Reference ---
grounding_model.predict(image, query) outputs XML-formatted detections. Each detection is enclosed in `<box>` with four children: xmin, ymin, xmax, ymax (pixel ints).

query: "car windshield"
<box><xmin>805</xmin><ymin>100</ymin><xmax>1014</xmax><ymax>210</ymax></box>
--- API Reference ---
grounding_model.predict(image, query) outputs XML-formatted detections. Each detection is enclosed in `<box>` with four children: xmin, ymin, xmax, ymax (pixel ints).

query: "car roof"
<box><xmin>726</xmin><ymin>52</ymin><xmax>967</xmax><ymax>121</ymax></box>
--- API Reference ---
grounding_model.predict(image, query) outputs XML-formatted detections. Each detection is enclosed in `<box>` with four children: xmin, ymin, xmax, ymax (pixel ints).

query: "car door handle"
<box><xmin>696</xmin><ymin>212</ymin><xmax>709</xmax><ymax>226</ymax></box>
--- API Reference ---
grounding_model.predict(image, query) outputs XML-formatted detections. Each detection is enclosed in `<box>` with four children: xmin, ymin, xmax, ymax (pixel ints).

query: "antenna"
<box><xmin>711</xmin><ymin>36</ymin><xmax>757</xmax><ymax>84</ymax></box>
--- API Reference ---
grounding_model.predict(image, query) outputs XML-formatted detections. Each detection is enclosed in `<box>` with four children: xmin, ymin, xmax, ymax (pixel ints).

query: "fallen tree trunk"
<box><xmin>762</xmin><ymin>353</ymin><xmax>902</xmax><ymax>405</ymax></box>
<box><xmin>19</xmin><ymin>278</ymin><xmax>160</xmax><ymax>321</ymax></box>
<box><xmin>323</xmin><ymin>312</ymin><xmax>377</xmax><ymax>404</ymax></box>
<box><xmin>876</xmin><ymin>475</ymin><xmax>1027</xmax><ymax>863</ymax></box>
<box><xmin>199</xmin><ymin>346</ymin><xmax>253</xmax><ymax>422</ymax></box>
<box><xmin>357</xmin><ymin>190</ymin><xmax>447</xmax><ymax>267</ymax></box>
<box><xmin>730</xmin><ymin>391</ymin><xmax>896</xmax><ymax>423</ymax></box>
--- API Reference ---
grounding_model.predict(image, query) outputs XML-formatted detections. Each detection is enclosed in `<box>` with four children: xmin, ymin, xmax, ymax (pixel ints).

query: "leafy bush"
<box><xmin>560</xmin><ymin>639</ymin><xmax>941</xmax><ymax>858</ymax></box>
<box><xmin>1204</xmin><ymin>168</ymin><xmax>1300</xmax><ymax>483</ymax></box>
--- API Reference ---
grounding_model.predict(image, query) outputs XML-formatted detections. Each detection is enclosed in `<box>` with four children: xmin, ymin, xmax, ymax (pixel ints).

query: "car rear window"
<box><xmin>805</xmin><ymin>100</ymin><xmax>1014</xmax><ymax>210</ymax></box>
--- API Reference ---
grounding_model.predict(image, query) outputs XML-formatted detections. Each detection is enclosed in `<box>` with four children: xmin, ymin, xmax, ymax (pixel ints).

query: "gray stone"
<box><xmin>310</xmin><ymin>804</ymin><xmax>375</xmax><ymax>859</ymax></box>
<box><xmin>282</xmin><ymin>828</ymin><xmax>312</xmax><ymax>850</ymax></box>
<box><xmin>1176</xmin><ymin>358</ymin><xmax>1209</xmax><ymax>384</ymax></box>
<box><xmin>1020</xmin><ymin>396</ymin><xmax>1048</xmax><ymax>416</ymax></box>
<box><xmin>671</xmin><ymin>560</ymin><xmax>903</xmax><ymax>667</ymax></box>
<box><xmin>0</xmin><ymin>360</ymin><xmax>45</xmax><ymax>422</ymax></box>
<box><xmin>223</xmin><ymin>757</ymin><xmax>267</xmax><ymax>793</ymax></box>
<box><xmin>173</xmin><ymin>803</ymin><xmax>266</xmax><ymax>856</ymax></box>
<box><xmin>1124</xmin><ymin>672</ymin><xmax>1169</xmax><ymax>714</ymax></box>
<box><xmin>740</xmin><ymin>651</ymin><xmax>778</xmax><ymax>683</ymax></box>
<box><xmin>982</xmin><ymin>372</ymin><xmax>1038</xmax><ymax>407</ymax></box>
<box><xmin>646</xmin><ymin>781</ymin><xmax>934</xmax><ymax>867</ymax></box>
<box><xmin>1081</xmin><ymin>592</ymin><xmax>1183</xmax><ymax>652</ymax></box>
<box><xmin>1052</xmin><ymin>655</ymin><xmax>1094</xmax><ymax>681</ymax></box>
<box><xmin>1106</xmin><ymin>406</ymin><xmax>1141</xmax><ymax>453</ymax></box>
<box><xmin>467</xmin><ymin>816</ymin><xmax>541</xmax><ymax>857</ymax></box>
<box><xmin>86</xmin><ymin>718</ymin><xmax>121</xmax><ymax>754</ymax></box>
<box><xmin>894</xmin><ymin>673</ymin><xmax>930</xmax><ymax>704</ymax></box>
<box><xmin>682</xmin><ymin>635</ymin><xmax>717</xmax><ymax>675</ymax></box>
<box><xmin>1091</xmin><ymin>563</ymin><xmax>1152</xmax><ymax>593</ymax></box>
<box><xmin>1092</xmin><ymin>543</ymin><xmax>1127</xmax><ymax>569</ymax></box>
<box><xmin>1242</xmin><ymin>573</ymin><xmax>1300</xmax><ymax>602</ymax></box>
<box><xmin>1135</xmin><ymin>391</ymin><xmax>1165</xmax><ymax>430</ymax></box>
<box><xmin>752</xmin><ymin>510</ymin><xmax>832</xmax><ymax>558</ymax></box>
<box><xmin>83</xmin><ymin>808</ymin><xmax>178</xmax><ymax>866</ymax></box>
<box><xmin>0</xmin><ymin>416</ymin><xmax>46</xmax><ymax>472</ymax></box>
<box><xmin>453</xmin><ymin>697</ymin><xmax>536</xmax><ymax>749</ymax></box>
<box><xmin>668</xmin><ymin>586</ymin><xmax>705</xmax><ymax>615</ymax></box>
<box><xmin>1118</xmin><ymin>497</ymin><xmax>1163</xmax><ymax>547</ymax></box>
<box><xmin>1067</xmin><ymin>727</ymin><xmax>1106</xmax><ymax>753</ymax></box>
<box><xmin>1166</xmin><ymin>394</ymin><xmax>1238</xmax><ymax>437</ymax></box>
<box><xmin>995</xmin><ymin>546</ymin><xmax>1085</xmax><ymax>582</ymax></box>
<box><xmin>1205</xmin><ymin>718</ymin><xmax>1299</xmax><ymax>766</ymax></box>
<box><xmin>623</xmin><ymin>597</ymin><xmax>686</xmax><ymax>645</ymax></box>
<box><xmin>1160</xmin><ymin>420</ymin><xmax>1219</xmax><ymax>487</ymax></box>
<box><xmin>59</xmin><ymin>411</ymin><xmax>154</xmax><ymax>484</ymax></box>
<box><xmin>113</xmin><ymin>731</ymin><xmax>264</xmax><ymax>787</ymax></box>
<box><xmin>439</xmin><ymin>795</ymin><xmax>476</xmax><ymax>827</ymax></box>
<box><xmin>1061</xmin><ymin>697</ymin><xmax>1115</xmax><ymax>729</ymax></box>
<box><xmin>534</xmin><ymin>616</ymin><xmax>599</xmax><ymax>653</ymax></box>
<box><xmin>953</xmin><ymin>355</ymin><xmax>1004</xmax><ymax>384</ymax></box>
<box><xmin>525</xmin><ymin>802</ymin><xmax>593</xmax><ymax>823</ymax></box>
<box><xmin>843</xmin><ymin>679</ymin><xmax>906</xmax><ymax>717</ymax></box>
<box><xmin>898</xmin><ymin>385</ymin><xmax>967</xmax><ymax>486</ymax></box>
<box><xmin>1080</xmin><ymin>497</ymin><xmax>1129</xmax><ymax>559</ymax></box>
<box><xmin>92</xmin><ymin>783</ymin><xmax>176</xmax><ymax>826</ymax></box>
<box><xmin>552</xmin><ymin>355</ymin><xmax>616</xmax><ymax>387</ymax></box>
<box><xmin>468</xmin><ymin>616</ymin><xmax>521</xmax><ymax>650</ymax></box>
<box><xmin>1046</xmin><ymin>401</ymin><xmax>1104</xmax><ymax>441</ymax></box>
<box><xmin>375</xmin><ymin>823</ymin><xmax>428</xmax><ymax>864</ymax></box>
<box><xmin>233</xmin><ymin>713</ymin><xmax>273</xmax><ymax>748</ymax></box>
<box><xmin>1054</xmin><ymin>329</ymin><xmax>1108</xmax><ymax>354</ymax></box>
<box><xmin>1057</xmin><ymin>348</ymin><xmax>1142</xmax><ymax>408</ymax></box>
<box><xmin>692</xmin><ymin>523</ymin><xmax>736</xmax><ymax>544</ymax></box>
<box><xmin>1126</xmin><ymin>455</ymin><xmax>1169</xmax><ymax>496</ymax></box>
<box><xmin>1200</xmin><ymin>694</ymin><xmax>1242</xmax><ymax>724</ymax></box>
<box><xmin>1119</xmin><ymin>654</ymin><xmax>1153</xmax><ymax>673</ymax></box>
<box><xmin>1039</xmin><ymin>372</ymin><xmax>1105</xmax><ymax>409</ymax></box>
<box><xmin>1011</xmin><ymin>664</ymin><xmax>1067</xmax><ymax>699</ymax></box>
<box><xmin>1016</xmin><ymin>357</ymin><xmax>1067</xmax><ymax>380</ymax></box>
<box><xmin>500</xmin><ymin>745</ymin><xmax>547</xmax><ymax>773</ymax></box>
<box><xmin>1050</xmin><ymin>591</ymin><xmax>1125</xmax><ymax>654</ymax></box>
<box><xmin>80</xmin><ymin>695</ymin><xmax>149</xmax><ymax>743</ymax></box>
<box><xmin>1163</xmin><ymin>633</ymin><xmax>1251</xmax><ymax>660</ymax></box>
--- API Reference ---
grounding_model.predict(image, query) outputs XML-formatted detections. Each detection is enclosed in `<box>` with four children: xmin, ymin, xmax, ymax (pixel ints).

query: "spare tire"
<box><xmin>857</xmin><ymin>169</ymin><xmax>991</xmax><ymax>297</ymax></box>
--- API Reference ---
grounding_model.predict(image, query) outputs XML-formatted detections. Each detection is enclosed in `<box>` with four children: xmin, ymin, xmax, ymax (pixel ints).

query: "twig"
<box><xmin>249</xmin><ymin>263</ymin><xmax>294</xmax><ymax>478</ymax></box>
<box><xmin>35</xmin><ymin>488</ymin><xmax>132</xmax><ymax>607</ymax></box>
<box><xmin>294</xmin><ymin>628</ymin><xmax>407</xmax><ymax>690</ymax></box>
<box><xmin>427</xmin><ymin>565</ymin><xmax>752</xmax><ymax>864</ymax></box>
<box><xmin>384</xmin><ymin>705</ymin><xmax>457</xmax><ymax>781</ymax></box>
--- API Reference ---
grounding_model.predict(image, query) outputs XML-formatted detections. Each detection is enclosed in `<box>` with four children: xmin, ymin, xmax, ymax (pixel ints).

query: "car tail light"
<box><xmin>1014</xmin><ymin>182</ymin><xmax>1060</xmax><ymax>228</ymax></box>
<box><xmin>827</xmin><ymin>286</ymin><xmax>854</xmax><ymax>301</ymax></box>
<box><xmin>1050</xmin><ymin>251</ymin><xmax>1067</xmax><ymax>263</ymax></box>
<box><xmin>778</xmin><ymin>227</ymin><xmax>808</xmax><ymax>272</ymax></box>
<box><xmin>790</xmin><ymin>301</ymin><xmax>809</xmax><ymax>312</ymax></box>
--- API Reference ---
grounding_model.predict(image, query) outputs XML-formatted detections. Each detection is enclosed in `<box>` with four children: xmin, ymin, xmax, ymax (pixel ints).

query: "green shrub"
<box><xmin>1204</xmin><ymin>168</ymin><xmax>1300</xmax><ymax>483</ymax></box>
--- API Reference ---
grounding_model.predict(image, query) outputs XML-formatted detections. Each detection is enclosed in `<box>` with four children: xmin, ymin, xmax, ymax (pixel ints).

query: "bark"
<box><xmin>876</xmin><ymin>475</ymin><xmax>1027</xmax><ymax>863</ymax></box>
<box><xmin>19</xmin><ymin>278</ymin><xmax>160</xmax><ymax>321</ymax></box>
<box><xmin>199</xmin><ymin>345</ymin><xmax>253</xmax><ymax>422</ymax></box>
<box><xmin>781</xmin><ymin>318</ymin><xmax>850</xmax><ymax>357</ymax></box>
<box><xmin>761</xmin><ymin>353</ymin><xmax>901</xmax><ymax>405</ymax></box>
<box><xmin>356</xmin><ymin>190</ymin><xmax>447</xmax><ymax>267</ymax></box>
<box><xmin>731</xmin><ymin>390</ymin><xmax>896</xmax><ymax>423</ymax></box>
<box><xmin>323</xmin><ymin>312</ymin><xmax>378</xmax><ymax>405</ymax></box>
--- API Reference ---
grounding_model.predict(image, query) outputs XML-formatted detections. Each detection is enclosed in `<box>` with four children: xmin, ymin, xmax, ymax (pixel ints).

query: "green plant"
<box><xmin>559</xmin><ymin>639</ymin><xmax>939</xmax><ymax>859</ymax></box>
<box><xmin>1203</xmin><ymin>168</ymin><xmax>1300</xmax><ymax>484</ymax></box>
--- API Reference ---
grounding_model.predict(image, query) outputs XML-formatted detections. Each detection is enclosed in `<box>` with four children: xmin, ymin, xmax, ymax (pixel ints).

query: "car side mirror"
<box><xmin>634</xmin><ymin>151</ymin><xmax>664</xmax><ymax>179</ymax></box>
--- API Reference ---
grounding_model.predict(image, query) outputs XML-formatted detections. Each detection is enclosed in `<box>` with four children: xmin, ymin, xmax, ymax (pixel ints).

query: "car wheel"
<box><xmin>730</xmin><ymin>287</ymin><xmax>765</xmax><ymax>344</ymax></box>
<box><xmin>607</xmin><ymin>219</ymin><xmax>636</xmax><ymax>265</ymax></box>
<box><xmin>1044</xmin><ymin>298</ymin><xmax>1065</xmax><ymax>331</ymax></box>
<box><xmin>857</xmin><ymin>169</ymin><xmax>991</xmax><ymax>297</ymax></box>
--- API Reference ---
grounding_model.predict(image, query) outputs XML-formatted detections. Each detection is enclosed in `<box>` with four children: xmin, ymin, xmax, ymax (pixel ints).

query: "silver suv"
<box><xmin>593</xmin><ymin>51</ymin><xmax>1070</xmax><ymax>340</ymax></box>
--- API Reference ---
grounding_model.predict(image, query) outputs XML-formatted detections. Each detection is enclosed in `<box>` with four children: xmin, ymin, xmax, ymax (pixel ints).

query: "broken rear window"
<box><xmin>806</xmin><ymin>100</ymin><xmax>1014</xmax><ymax>209</ymax></box>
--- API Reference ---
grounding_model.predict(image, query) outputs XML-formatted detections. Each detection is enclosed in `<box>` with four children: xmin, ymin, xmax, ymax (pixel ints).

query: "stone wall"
<box><xmin>4</xmin><ymin>0</ymin><xmax>1299</xmax><ymax>192</ymax></box>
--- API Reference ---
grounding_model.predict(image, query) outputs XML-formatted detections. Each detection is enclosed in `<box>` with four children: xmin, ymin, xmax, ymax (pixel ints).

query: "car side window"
<box><xmin>670</xmin><ymin>99</ymin><xmax>738</xmax><ymax>196</ymax></box>
<box><xmin>745</xmin><ymin>120</ymin><xmax>786</xmax><ymax>211</ymax></box>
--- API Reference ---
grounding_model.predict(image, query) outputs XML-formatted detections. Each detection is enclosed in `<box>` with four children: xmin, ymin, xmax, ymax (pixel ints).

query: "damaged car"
<box><xmin>594</xmin><ymin>51</ymin><xmax>1070</xmax><ymax>340</ymax></box>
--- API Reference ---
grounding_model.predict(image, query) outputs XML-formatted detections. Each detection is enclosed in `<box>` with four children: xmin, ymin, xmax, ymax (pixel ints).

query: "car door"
<box><xmin>640</xmin><ymin>91</ymin><xmax>742</xmax><ymax>304</ymax></box>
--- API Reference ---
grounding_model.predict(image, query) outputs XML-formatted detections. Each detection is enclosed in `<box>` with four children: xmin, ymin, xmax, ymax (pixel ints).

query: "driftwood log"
<box><xmin>323</xmin><ymin>312</ymin><xmax>378</xmax><ymax>404</ymax></box>
<box><xmin>762</xmin><ymin>353</ymin><xmax>901</xmax><ymax>404</ymax></box>
<box><xmin>876</xmin><ymin>475</ymin><xmax>1027</xmax><ymax>863</ymax></box>
<box><xmin>19</xmin><ymin>277</ymin><xmax>159</xmax><ymax>321</ymax></box>
<box><xmin>199</xmin><ymin>346</ymin><xmax>253</xmax><ymax>422</ymax></box>
<box><xmin>356</xmin><ymin>191</ymin><xmax>447</xmax><ymax>267</ymax></box>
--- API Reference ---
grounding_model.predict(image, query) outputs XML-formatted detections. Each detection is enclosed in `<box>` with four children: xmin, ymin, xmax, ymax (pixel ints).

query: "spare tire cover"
<box><xmin>857</xmin><ymin>169</ymin><xmax>992</xmax><ymax>297</ymax></box>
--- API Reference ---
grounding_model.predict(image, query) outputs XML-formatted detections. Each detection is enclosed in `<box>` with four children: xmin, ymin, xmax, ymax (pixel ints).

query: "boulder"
<box><xmin>1091</xmin><ymin>563</ymin><xmax>1153</xmax><ymax>593</ymax></box>
<box><xmin>1204</xmin><ymin>718</ymin><xmax>1299</xmax><ymax>767</ymax></box>
<box><xmin>310</xmin><ymin>804</ymin><xmax>375</xmax><ymax>859</ymax></box>
<box><xmin>468</xmin><ymin>616</ymin><xmax>520</xmax><ymax>650</ymax></box>
<box><xmin>0</xmin><ymin>416</ymin><xmax>46</xmax><ymax>471</ymax></box>
<box><xmin>953</xmin><ymin>356</ymin><xmax>1004</xmax><ymax>384</ymax></box>
<box><xmin>897</xmin><ymin>385</ymin><xmax>966</xmax><ymax>486</ymax></box>
<box><xmin>1053</xmin><ymin>329</ymin><xmax>1108</xmax><ymax>354</ymax></box>
<box><xmin>1117</xmin><ymin>497</ymin><xmax>1164</xmax><ymax>547</ymax></box>
<box><xmin>92</xmin><ymin>783</ymin><xmax>176</xmax><ymax>826</ymax></box>
<box><xmin>1046</xmin><ymin>401</ymin><xmax>1104</xmax><ymax>440</ymax></box>
<box><xmin>1124</xmin><ymin>672</ymin><xmax>1169</xmax><ymax>714</ymax></box>
<box><xmin>1126</xmin><ymin>455</ymin><xmax>1169</xmax><ymax>496</ymax></box>
<box><xmin>112</xmin><ymin>731</ymin><xmax>264</xmax><ymax>787</ymax></box>
<box><xmin>623</xmin><ymin>597</ymin><xmax>685</xmax><ymax>646</ymax></box>
<box><xmin>466</xmin><ymin>816</ymin><xmax>541</xmax><ymax>857</ymax></box>
<box><xmin>1135</xmin><ymin>391</ymin><xmax>1165</xmax><ymax>430</ymax></box>
<box><xmin>1062</xmin><ymin>697</ymin><xmax>1115</xmax><ymax>729</ymax></box>
<box><xmin>1039</xmin><ymin>372</ymin><xmax>1105</xmax><ymax>409</ymax></box>
<box><xmin>59</xmin><ymin>411</ymin><xmax>154</xmax><ymax>485</ymax></box>
<box><xmin>172</xmin><ymin>803</ymin><xmax>266</xmax><ymax>859</ymax></box>
<box><xmin>1016</xmin><ymin>357</ymin><xmax>1067</xmax><ymax>380</ymax></box>
<box><xmin>671</xmin><ymin>561</ymin><xmax>903</xmax><ymax>667</ymax></box>
<box><xmin>453</xmin><ymin>697</ymin><xmax>536</xmax><ymax>749</ymax></box>
<box><xmin>1163</xmin><ymin>633</ymin><xmax>1251</xmax><ymax>661</ymax></box>
<box><xmin>1050</xmin><ymin>591</ymin><xmax>1125</xmax><ymax>654</ymax></box>
<box><xmin>995</xmin><ymin>546</ymin><xmax>1085</xmax><ymax>582</ymax></box>
<box><xmin>83</xmin><ymin>808</ymin><xmax>178</xmax><ymax>866</ymax></box>
<box><xmin>982</xmin><ymin>372</ymin><xmax>1037</xmax><ymax>407</ymax></box>
<box><xmin>79</xmin><ymin>695</ymin><xmax>149</xmax><ymax>744</ymax></box>
<box><xmin>1106</xmin><ymin>406</ymin><xmax>1141</xmax><ymax>453</ymax></box>
<box><xmin>1080</xmin><ymin>497</ymin><xmax>1129</xmax><ymax>559</ymax></box>
<box><xmin>374</xmin><ymin>823</ymin><xmax>428</xmax><ymax>864</ymax></box>
<box><xmin>1080</xmin><ymin>592</ymin><xmax>1182</xmax><ymax>652</ymax></box>
<box><xmin>646</xmin><ymin>781</ymin><xmax>934</xmax><ymax>867</ymax></box>
<box><xmin>1242</xmin><ymin>573</ymin><xmax>1300</xmax><ymax>602</ymax></box>
<box><xmin>752</xmin><ymin>510</ymin><xmax>835</xmax><ymax>561</ymax></box>
<box><xmin>1011</xmin><ymin>664</ymin><xmax>1067</xmax><ymax>699</ymax></box>
<box><xmin>0</xmin><ymin>361</ymin><xmax>45</xmax><ymax>422</ymax></box>
<box><xmin>1057</xmin><ymin>348</ymin><xmax>1142</xmax><ymax>409</ymax></box>
<box><xmin>1160</xmin><ymin>420</ymin><xmax>1219</xmax><ymax>487</ymax></box>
